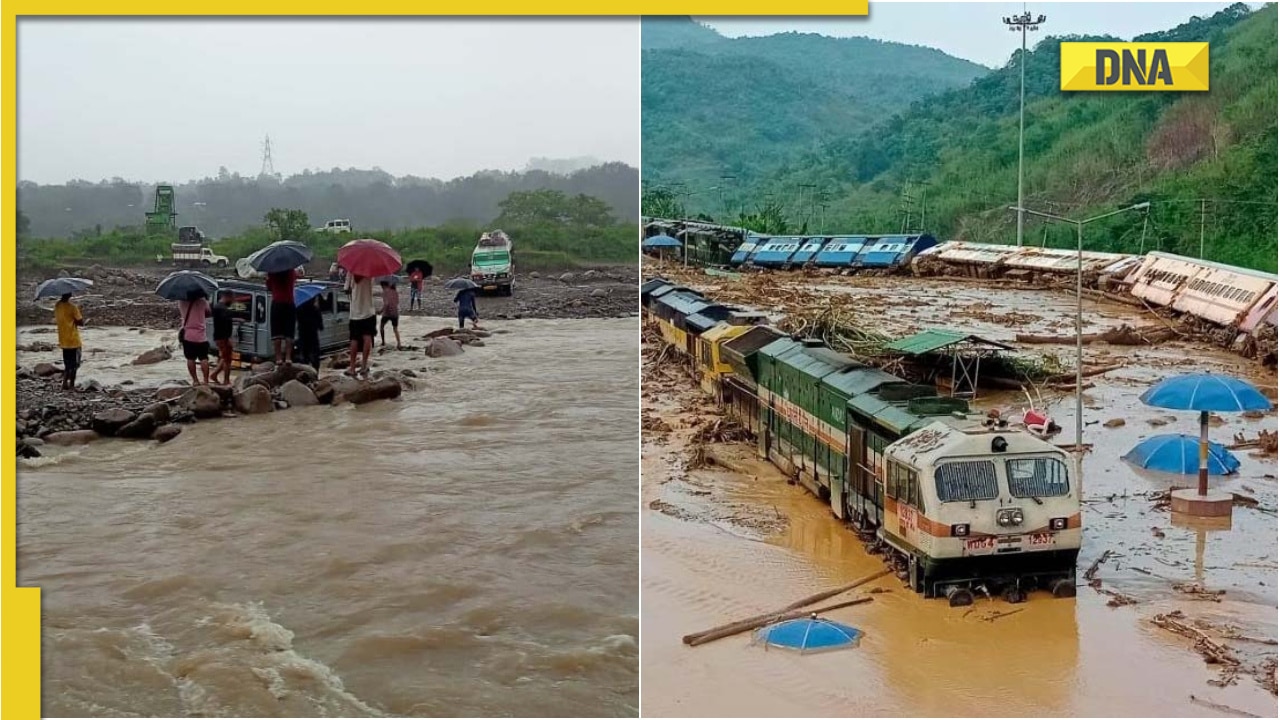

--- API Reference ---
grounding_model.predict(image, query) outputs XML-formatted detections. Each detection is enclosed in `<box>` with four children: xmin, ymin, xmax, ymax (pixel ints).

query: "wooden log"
<box><xmin>682</xmin><ymin>568</ymin><xmax>890</xmax><ymax>646</ymax></box>
<box><xmin>685</xmin><ymin>596</ymin><xmax>874</xmax><ymax>648</ymax></box>
<box><xmin>1044</xmin><ymin>363</ymin><xmax>1124</xmax><ymax>384</ymax></box>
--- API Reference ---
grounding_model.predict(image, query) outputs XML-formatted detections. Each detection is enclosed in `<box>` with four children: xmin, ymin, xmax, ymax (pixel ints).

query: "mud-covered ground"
<box><xmin>641</xmin><ymin>260</ymin><xmax>1277</xmax><ymax>717</ymax></box>
<box><xmin>17</xmin><ymin>263</ymin><xmax>638</xmax><ymax>329</ymax></box>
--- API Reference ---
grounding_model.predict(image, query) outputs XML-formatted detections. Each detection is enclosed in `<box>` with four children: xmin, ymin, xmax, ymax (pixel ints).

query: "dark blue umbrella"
<box><xmin>444</xmin><ymin>277</ymin><xmax>479</xmax><ymax>291</ymax></box>
<box><xmin>1139</xmin><ymin>373</ymin><xmax>1271</xmax><ymax>496</ymax></box>
<box><xmin>642</xmin><ymin>234</ymin><xmax>682</xmax><ymax>249</ymax></box>
<box><xmin>156</xmin><ymin>270</ymin><xmax>218</xmax><ymax>301</ymax></box>
<box><xmin>1123</xmin><ymin>434</ymin><xmax>1240</xmax><ymax>476</ymax></box>
<box><xmin>34</xmin><ymin>277</ymin><xmax>93</xmax><ymax>300</ymax></box>
<box><xmin>294</xmin><ymin>283</ymin><xmax>328</xmax><ymax>306</ymax></box>
<box><xmin>247</xmin><ymin>240</ymin><xmax>314</xmax><ymax>273</ymax></box>
<box><xmin>753</xmin><ymin>616</ymin><xmax>863</xmax><ymax>654</ymax></box>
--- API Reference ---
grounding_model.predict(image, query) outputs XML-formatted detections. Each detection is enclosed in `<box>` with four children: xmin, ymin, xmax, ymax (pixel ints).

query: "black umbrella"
<box><xmin>248</xmin><ymin>240</ymin><xmax>314</xmax><ymax>273</ymax></box>
<box><xmin>444</xmin><ymin>277</ymin><xmax>479</xmax><ymax>291</ymax></box>
<box><xmin>406</xmin><ymin>259</ymin><xmax>433</xmax><ymax>277</ymax></box>
<box><xmin>156</xmin><ymin>270</ymin><xmax>218</xmax><ymax>301</ymax></box>
<box><xmin>34</xmin><ymin>277</ymin><xmax>94</xmax><ymax>300</ymax></box>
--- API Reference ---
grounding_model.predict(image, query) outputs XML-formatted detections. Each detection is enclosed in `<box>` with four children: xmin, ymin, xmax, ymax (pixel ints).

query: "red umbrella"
<box><xmin>336</xmin><ymin>238</ymin><xmax>402</xmax><ymax>278</ymax></box>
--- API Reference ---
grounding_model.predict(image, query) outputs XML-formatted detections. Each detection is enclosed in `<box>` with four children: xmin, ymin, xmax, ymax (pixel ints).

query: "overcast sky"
<box><xmin>700</xmin><ymin>2</ymin><xmax>1256</xmax><ymax>68</ymax></box>
<box><xmin>18</xmin><ymin>18</ymin><xmax>640</xmax><ymax>184</ymax></box>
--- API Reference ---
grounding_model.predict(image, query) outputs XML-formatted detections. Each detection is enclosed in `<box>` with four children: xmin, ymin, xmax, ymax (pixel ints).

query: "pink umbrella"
<box><xmin>337</xmin><ymin>238</ymin><xmax>402</xmax><ymax>278</ymax></box>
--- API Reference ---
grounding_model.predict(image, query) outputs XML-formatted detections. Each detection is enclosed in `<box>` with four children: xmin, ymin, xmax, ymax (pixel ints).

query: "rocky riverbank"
<box><xmin>17</xmin><ymin>264</ymin><xmax>639</xmax><ymax>328</ymax></box>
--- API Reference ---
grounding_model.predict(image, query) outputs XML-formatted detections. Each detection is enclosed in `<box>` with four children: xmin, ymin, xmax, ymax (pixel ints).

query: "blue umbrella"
<box><xmin>247</xmin><ymin>240</ymin><xmax>314</xmax><ymax>273</ymax></box>
<box><xmin>156</xmin><ymin>270</ymin><xmax>218</xmax><ymax>301</ymax></box>
<box><xmin>1139</xmin><ymin>373</ymin><xmax>1271</xmax><ymax>496</ymax></box>
<box><xmin>1123</xmin><ymin>434</ymin><xmax>1240</xmax><ymax>476</ymax></box>
<box><xmin>642</xmin><ymin>234</ymin><xmax>682</xmax><ymax>249</ymax></box>
<box><xmin>444</xmin><ymin>277</ymin><xmax>479</xmax><ymax>291</ymax></box>
<box><xmin>753</xmin><ymin>616</ymin><xmax>863</xmax><ymax>654</ymax></box>
<box><xmin>34</xmin><ymin>277</ymin><xmax>93</xmax><ymax>300</ymax></box>
<box><xmin>294</xmin><ymin>283</ymin><xmax>328</xmax><ymax>306</ymax></box>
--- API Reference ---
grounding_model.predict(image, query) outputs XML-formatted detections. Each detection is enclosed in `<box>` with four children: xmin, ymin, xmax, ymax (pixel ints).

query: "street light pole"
<box><xmin>1011</xmin><ymin>202</ymin><xmax>1150</xmax><ymax>459</ymax></box>
<box><xmin>1003</xmin><ymin>9</ymin><xmax>1046</xmax><ymax>248</ymax></box>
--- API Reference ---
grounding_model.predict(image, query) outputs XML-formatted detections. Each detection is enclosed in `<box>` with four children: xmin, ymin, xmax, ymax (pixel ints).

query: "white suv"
<box><xmin>317</xmin><ymin>219</ymin><xmax>352</xmax><ymax>233</ymax></box>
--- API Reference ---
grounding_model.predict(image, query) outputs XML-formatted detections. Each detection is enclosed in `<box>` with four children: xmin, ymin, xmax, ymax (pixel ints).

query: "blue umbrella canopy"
<box><xmin>1139</xmin><ymin>373</ymin><xmax>1272</xmax><ymax>413</ymax></box>
<box><xmin>1123</xmin><ymin>434</ymin><xmax>1240</xmax><ymax>476</ymax></box>
<box><xmin>156</xmin><ymin>270</ymin><xmax>218</xmax><ymax>301</ymax></box>
<box><xmin>34</xmin><ymin>277</ymin><xmax>93</xmax><ymax>300</ymax></box>
<box><xmin>754</xmin><ymin>616</ymin><xmax>863</xmax><ymax>654</ymax></box>
<box><xmin>294</xmin><ymin>283</ymin><xmax>328</xmax><ymax>306</ymax></box>
<box><xmin>247</xmin><ymin>240</ymin><xmax>314</xmax><ymax>273</ymax></box>
<box><xmin>642</xmin><ymin>234</ymin><xmax>682</xmax><ymax>249</ymax></box>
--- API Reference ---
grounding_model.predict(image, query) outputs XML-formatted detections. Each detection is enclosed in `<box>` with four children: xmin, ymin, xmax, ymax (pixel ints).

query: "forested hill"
<box><xmin>771</xmin><ymin>3</ymin><xmax>1277</xmax><ymax>272</ymax></box>
<box><xmin>17</xmin><ymin>162</ymin><xmax>639</xmax><ymax>239</ymax></box>
<box><xmin>641</xmin><ymin>17</ymin><xmax>987</xmax><ymax>194</ymax></box>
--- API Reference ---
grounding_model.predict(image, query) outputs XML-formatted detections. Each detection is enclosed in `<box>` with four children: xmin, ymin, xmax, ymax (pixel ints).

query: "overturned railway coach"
<box><xmin>644</xmin><ymin>276</ymin><xmax>1082</xmax><ymax>605</ymax></box>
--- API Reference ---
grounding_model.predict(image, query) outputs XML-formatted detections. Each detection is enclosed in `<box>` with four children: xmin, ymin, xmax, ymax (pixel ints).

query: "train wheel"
<box><xmin>945</xmin><ymin>585</ymin><xmax>974</xmax><ymax>607</ymax></box>
<box><xmin>1051</xmin><ymin>578</ymin><xmax>1077</xmax><ymax>599</ymax></box>
<box><xmin>1003</xmin><ymin>586</ymin><xmax>1027</xmax><ymax>604</ymax></box>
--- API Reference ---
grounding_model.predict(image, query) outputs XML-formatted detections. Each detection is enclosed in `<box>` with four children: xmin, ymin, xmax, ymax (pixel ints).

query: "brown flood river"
<box><xmin>18</xmin><ymin>316</ymin><xmax>638</xmax><ymax>717</ymax></box>
<box><xmin>642</xmin><ymin>274</ymin><xmax>1277</xmax><ymax>718</ymax></box>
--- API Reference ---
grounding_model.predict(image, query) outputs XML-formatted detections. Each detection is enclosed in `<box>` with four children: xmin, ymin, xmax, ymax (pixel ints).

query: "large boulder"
<box><xmin>33</xmin><ymin>363</ymin><xmax>63</xmax><ymax>377</ymax></box>
<box><xmin>91</xmin><ymin>408</ymin><xmax>136</xmax><ymax>436</ymax></box>
<box><xmin>345</xmin><ymin>377</ymin><xmax>403</xmax><ymax>405</ymax></box>
<box><xmin>44</xmin><ymin>430</ymin><xmax>100</xmax><ymax>446</ymax></box>
<box><xmin>143</xmin><ymin>402</ymin><xmax>172</xmax><ymax>424</ymax></box>
<box><xmin>424</xmin><ymin>338</ymin><xmax>464</xmax><ymax>358</ymax></box>
<box><xmin>312</xmin><ymin>379</ymin><xmax>336</xmax><ymax>405</ymax></box>
<box><xmin>279</xmin><ymin>379</ymin><xmax>319</xmax><ymax>408</ymax></box>
<box><xmin>233</xmin><ymin>385</ymin><xmax>274</xmax><ymax>415</ymax></box>
<box><xmin>117</xmin><ymin>413</ymin><xmax>158</xmax><ymax>439</ymax></box>
<box><xmin>152</xmin><ymin>424</ymin><xmax>183</xmax><ymax>443</ymax></box>
<box><xmin>132</xmin><ymin>347</ymin><xmax>172</xmax><ymax>366</ymax></box>
<box><xmin>155</xmin><ymin>384</ymin><xmax>188</xmax><ymax>401</ymax></box>
<box><xmin>180</xmin><ymin>387</ymin><xmax>223</xmax><ymax>419</ymax></box>
<box><xmin>240</xmin><ymin>363</ymin><xmax>318</xmax><ymax>392</ymax></box>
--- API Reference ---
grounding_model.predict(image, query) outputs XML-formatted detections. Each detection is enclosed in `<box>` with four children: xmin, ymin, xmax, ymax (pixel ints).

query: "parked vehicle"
<box><xmin>470</xmin><ymin>230</ymin><xmax>515</xmax><ymax>296</ymax></box>
<box><xmin>316</xmin><ymin>219</ymin><xmax>352</xmax><ymax>234</ymax></box>
<box><xmin>208</xmin><ymin>280</ymin><xmax>350</xmax><ymax>368</ymax></box>
<box><xmin>170</xmin><ymin>243</ymin><xmax>229</xmax><ymax>267</ymax></box>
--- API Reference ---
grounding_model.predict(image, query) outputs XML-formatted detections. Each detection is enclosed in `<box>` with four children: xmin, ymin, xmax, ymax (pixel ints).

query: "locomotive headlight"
<box><xmin>951</xmin><ymin>523</ymin><xmax>970</xmax><ymax>537</ymax></box>
<box><xmin>997</xmin><ymin>508</ymin><xmax>1025</xmax><ymax>527</ymax></box>
<box><xmin>997</xmin><ymin>514</ymin><xmax>1010</xmax><ymax>527</ymax></box>
<box><xmin>1050</xmin><ymin>517</ymin><xmax>1068</xmax><ymax>531</ymax></box>
<box><xmin>1012</xmin><ymin>509</ymin><xmax>1024</xmax><ymax>525</ymax></box>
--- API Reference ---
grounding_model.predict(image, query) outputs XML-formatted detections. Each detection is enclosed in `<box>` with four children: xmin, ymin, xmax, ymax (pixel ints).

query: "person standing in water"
<box><xmin>408</xmin><ymin>268</ymin><xmax>424</xmax><ymax>311</ymax></box>
<box><xmin>296</xmin><ymin>294</ymin><xmax>325</xmax><ymax>371</ymax></box>
<box><xmin>54</xmin><ymin>293</ymin><xmax>85</xmax><ymax>391</ymax></box>
<box><xmin>265</xmin><ymin>269</ymin><xmax>297</xmax><ymax>365</ymax></box>
<box><xmin>455</xmin><ymin>287</ymin><xmax>480</xmax><ymax>330</ymax></box>
<box><xmin>379</xmin><ymin>279</ymin><xmax>402</xmax><ymax>349</ymax></box>
<box><xmin>211</xmin><ymin>289</ymin><xmax>235</xmax><ymax>385</ymax></box>
<box><xmin>178</xmin><ymin>288</ymin><xmax>213</xmax><ymax>386</ymax></box>
<box><xmin>345</xmin><ymin>272</ymin><xmax>376</xmax><ymax>377</ymax></box>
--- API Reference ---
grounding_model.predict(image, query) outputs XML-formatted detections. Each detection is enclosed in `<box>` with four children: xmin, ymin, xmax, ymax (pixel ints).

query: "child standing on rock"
<box><xmin>54</xmin><ymin>293</ymin><xmax>85</xmax><ymax>391</ymax></box>
<box><xmin>212</xmin><ymin>290</ymin><xmax>235</xmax><ymax>385</ymax></box>
<box><xmin>379</xmin><ymin>279</ymin><xmax>402</xmax><ymax>350</ymax></box>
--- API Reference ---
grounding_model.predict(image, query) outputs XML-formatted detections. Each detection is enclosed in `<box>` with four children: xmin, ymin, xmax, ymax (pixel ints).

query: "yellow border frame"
<box><xmin>2</xmin><ymin>5</ymin><xmax>869</xmax><ymax>718</ymax></box>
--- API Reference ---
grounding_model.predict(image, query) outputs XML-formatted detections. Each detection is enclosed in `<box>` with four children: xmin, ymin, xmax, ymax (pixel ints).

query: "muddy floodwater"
<box><xmin>18</xmin><ymin>316</ymin><xmax>638</xmax><ymax>717</ymax></box>
<box><xmin>642</xmin><ymin>271</ymin><xmax>1277</xmax><ymax>718</ymax></box>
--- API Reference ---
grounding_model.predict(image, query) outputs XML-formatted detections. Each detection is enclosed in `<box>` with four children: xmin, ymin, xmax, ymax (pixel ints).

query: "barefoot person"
<box><xmin>211</xmin><ymin>289</ymin><xmax>235</xmax><ymax>385</ymax></box>
<box><xmin>379</xmin><ymin>279</ymin><xmax>402</xmax><ymax>349</ymax></box>
<box><xmin>178</xmin><ymin>288</ymin><xmax>213</xmax><ymax>386</ymax></box>
<box><xmin>346</xmin><ymin>273</ymin><xmax>376</xmax><ymax>377</ymax></box>
<box><xmin>455</xmin><ymin>286</ymin><xmax>480</xmax><ymax>330</ymax></box>
<box><xmin>265</xmin><ymin>269</ymin><xmax>297</xmax><ymax>365</ymax></box>
<box><xmin>54</xmin><ymin>293</ymin><xmax>85</xmax><ymax>391</ymax></box>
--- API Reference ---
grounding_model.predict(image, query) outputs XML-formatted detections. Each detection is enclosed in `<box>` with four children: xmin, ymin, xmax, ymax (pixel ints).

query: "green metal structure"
<box><xmin>145</xmin><ymin>185</ymin><xmax>178</xmax><ymax>234</ymax></box>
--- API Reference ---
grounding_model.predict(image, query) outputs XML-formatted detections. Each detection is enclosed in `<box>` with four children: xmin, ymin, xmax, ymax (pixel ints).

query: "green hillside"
<box><xmin>641</xmin><ymin>17</ymin><xmax>987</xmax><ymax>200</ymax></box>
<box><xmin>654</xmin><ymin>4</ymin><xmax>1277</xmax><ymax>272</ymax></box>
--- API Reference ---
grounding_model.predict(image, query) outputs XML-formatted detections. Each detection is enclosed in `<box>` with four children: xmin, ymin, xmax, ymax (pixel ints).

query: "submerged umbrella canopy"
<box><xmin>337</xmin><ymin>238</ymin><xmax>402</xmax><ymax>278</ymax></box>
<box><xmin>294</xmin><ymin>284</ymin><xmax>328</xmax><ymax>306</ymax></box>
<box><xmin>405</xmin><ymin>259</ymin><xmax>434</xmax><ymax>277</ymax></box>
<box><xmin>444</xmin><ymin>277</ymin><xmax>479</xmax><ymax>291</ymax></box>
<box><xmin>1123</xmin><ymin>434</ymin><xmax>1240</xmax><ymax>476</ymax></box>
<box><xmin>34</xmin><ymin>277</ymin><xmax>93</xmax><ymax>300</ymax></box>
<box><xmin>753</xmin><ymin>616</ymin><xmax>863</xmax><ymax>654</ymax></box>
<box><xmin>1139</xmin><ymin>373</ymin><xmax>1272</xmax><ymax>413</ymax></box>
<box><xmin>156</xmin><ymin>270</ymin><xmax>218</xmax><ymax>301</ymax></box>
<box><xmin>248</xmin><ymin>240</ymin><xmax>314</xmax><ymax>274</ymax></box>
<box><xmin>642</xmin><ymin>234</ymin><xmax>682</xmax><ymax>249</ymax></box>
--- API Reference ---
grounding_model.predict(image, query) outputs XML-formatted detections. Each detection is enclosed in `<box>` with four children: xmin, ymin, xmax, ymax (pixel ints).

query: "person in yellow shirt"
<box><xmin>54</xmin><ymin>293</ymin><xmax>85</xmax><ymax>391</ymax></box>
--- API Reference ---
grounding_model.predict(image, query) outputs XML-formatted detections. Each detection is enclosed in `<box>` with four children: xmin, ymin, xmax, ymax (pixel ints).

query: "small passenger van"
<box><xmin>207</xmin><ymin>279</ymin><xmax>351</xmax><ymax>368</ymax></box>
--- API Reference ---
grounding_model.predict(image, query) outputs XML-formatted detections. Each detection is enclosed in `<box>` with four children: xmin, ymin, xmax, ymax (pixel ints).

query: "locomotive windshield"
<box><xmin>934</xmin><ymin>460</ymin><xmax>999</xmax><ymax>502</ymax></box>
<box><xmin>1005</xmin><ymin>457</ymin><xmax>1070</xmax><ymax>498</ymax></box>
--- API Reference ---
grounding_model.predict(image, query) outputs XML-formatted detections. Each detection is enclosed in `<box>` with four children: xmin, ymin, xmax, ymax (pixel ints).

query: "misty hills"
<box><xmin>17</xmin><ymin>162</ymin><xmax>639</xmax><ymax>239</ymax></box>
<box><xmin>641</xmin><ymin>17</ymin><xmax>987</xmax><ymax>193</ymax></box>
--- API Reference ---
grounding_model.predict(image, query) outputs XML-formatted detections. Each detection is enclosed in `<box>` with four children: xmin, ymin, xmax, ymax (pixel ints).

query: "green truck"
<box><xmin>470</xmin><ymin>230</ymin><xmax>515</xmax><ymax>296</ymax></box>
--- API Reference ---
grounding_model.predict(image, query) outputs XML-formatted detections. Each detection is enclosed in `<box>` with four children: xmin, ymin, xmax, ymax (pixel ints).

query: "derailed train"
<box><xmin>643</xmin><ymin>277</ymin><xmax>1081</xmax><ymax>606</ymax></box>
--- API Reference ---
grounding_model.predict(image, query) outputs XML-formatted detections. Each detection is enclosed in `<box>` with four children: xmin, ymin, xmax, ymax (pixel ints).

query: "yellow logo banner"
<box><xmin>1060</xmin><ymin>42</ymin><xmax>1209</xmax><ymax>92</ymax></box>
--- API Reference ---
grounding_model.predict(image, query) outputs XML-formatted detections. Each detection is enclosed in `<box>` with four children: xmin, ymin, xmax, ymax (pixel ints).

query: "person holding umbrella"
<box><xmin>246</xmin><ymin>240</ymin><xmax>314</xmax><ymax>366</ymax></box>
<box><xmin>444</xmin><ymin>277</ymin><xmax>481</xmax><ymax>330</ymax></box>
<box><xmin>336</xmin><ymin>238</ymin><xmax>403</xmax><ymax>377</ymax></box>
<box><xmin>177</xmin><ymin>288</ymin><xmax>213</xmax><ymax>386</ymax></box>
<box><xmin>55</xmin><ymin>292</ymin><xmax>86</xmax><ymax>391</ymax></box>
<box><xmin>408</xmin><ymin>267</ymin><xmax>424</xmax><ymax>311</ymax></box>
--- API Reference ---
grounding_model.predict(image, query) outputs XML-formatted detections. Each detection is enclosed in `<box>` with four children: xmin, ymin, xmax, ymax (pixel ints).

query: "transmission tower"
<box><xmin>260</xmin><ymin>135</ymin><xmax>276</xmax><ymax>177</ymax></box>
